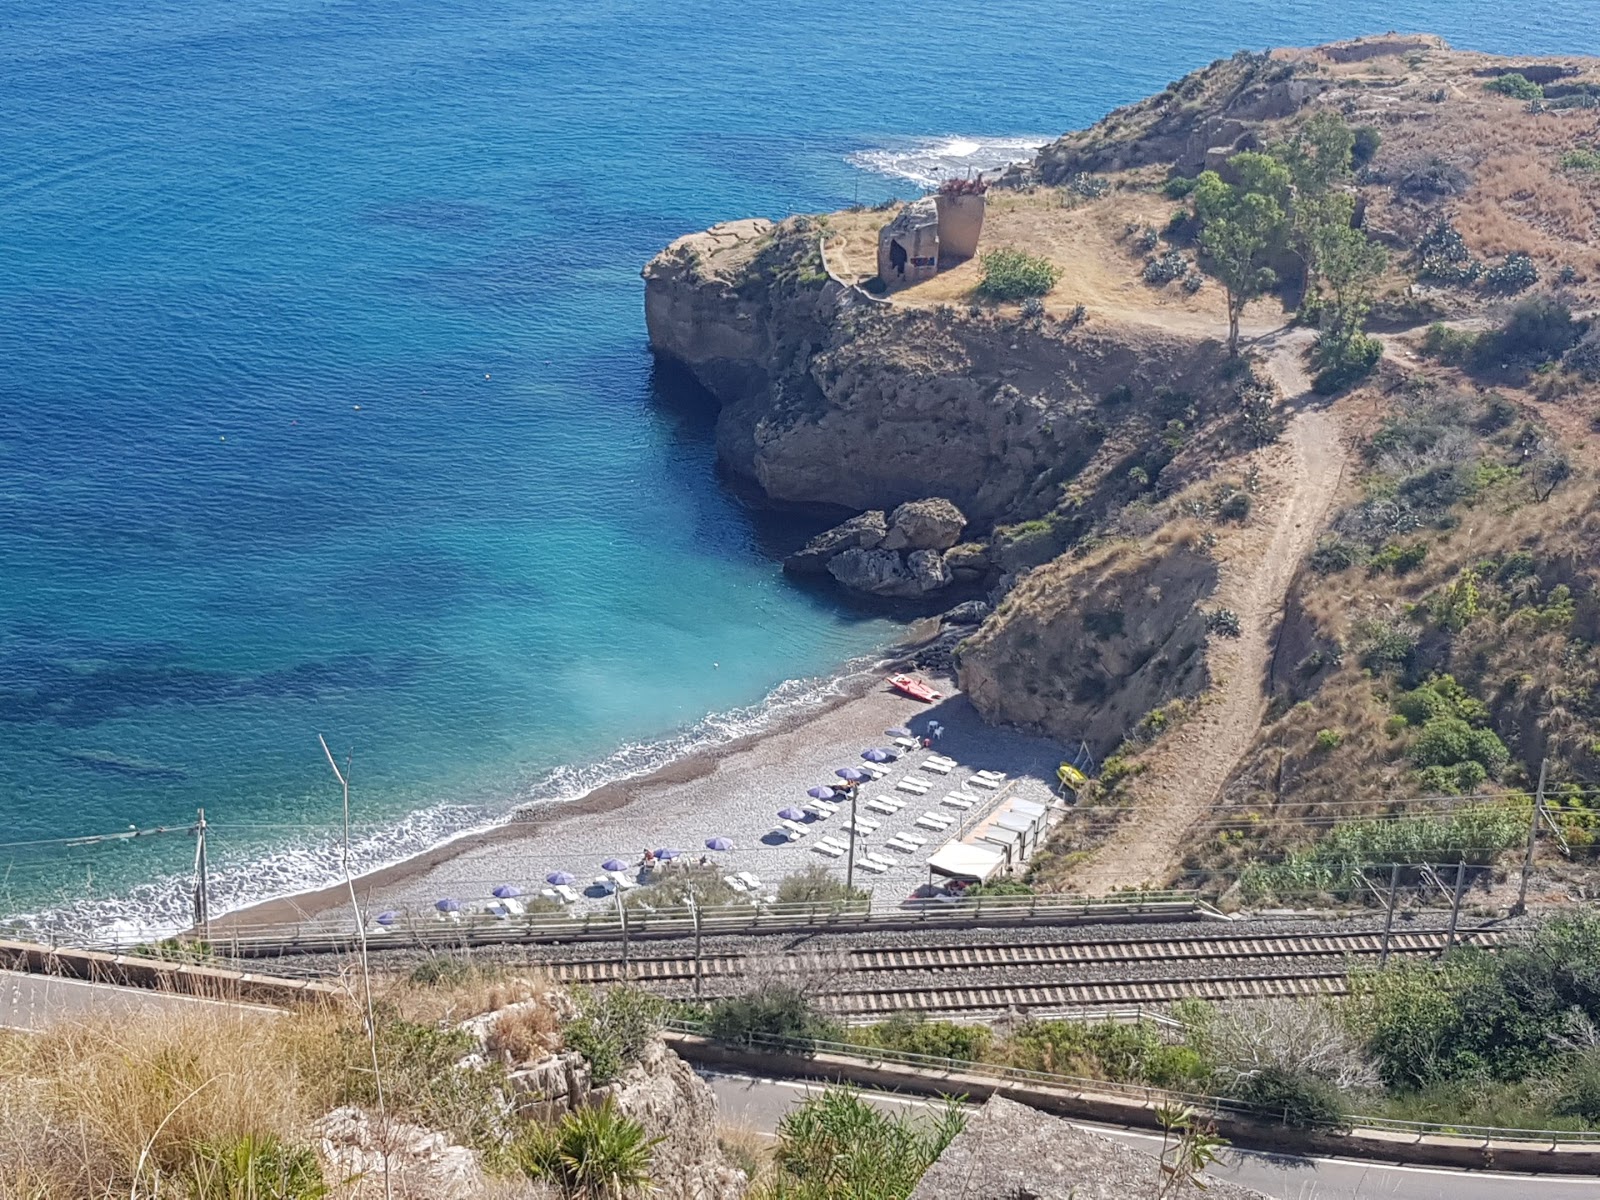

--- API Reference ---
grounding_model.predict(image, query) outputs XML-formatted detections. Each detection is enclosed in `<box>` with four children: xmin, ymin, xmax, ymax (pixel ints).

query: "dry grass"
<box><xmin>715</xmin><ymin>1121</ymin><xmax>773</xmax><ymax>1186</ymax></box>
<box><xmin>0</xmin><ymin>1003</ymin><xmax>347</xmax><ymax>1198</ymax></box>
<box><xmin>484</xmin><ymin>1003</ymin><xmax>562</xmax><ymax>1066</ymax></box>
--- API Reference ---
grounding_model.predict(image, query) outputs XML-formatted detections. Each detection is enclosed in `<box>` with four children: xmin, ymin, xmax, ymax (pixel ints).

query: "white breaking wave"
<box><xmin>848</xmin><ymin>134</ymin><xmax>1051</xmax><ymax>191</ymax></box>
<box><xmin>13</xmin><ymin>655</ymin><xmax>891</xmax><ymax>945</ymax></box>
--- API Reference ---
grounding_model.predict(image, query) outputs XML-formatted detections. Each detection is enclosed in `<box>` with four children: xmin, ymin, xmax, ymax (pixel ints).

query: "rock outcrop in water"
<box><xmin>785</xmin><ymin>497</ymin><xmax>968</xmax><ymax>597</ymax></box>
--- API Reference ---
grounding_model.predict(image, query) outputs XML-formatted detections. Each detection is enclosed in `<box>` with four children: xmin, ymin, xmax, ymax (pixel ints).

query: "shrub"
<box><xmin>1205</xmin><ymin>609</ymin><xmax>1242</xmax><ymax>638</ymax></box>
<box><xmin>1486</xmin><ymin>293</ymin><xmax>1579</xmax><ymax>362</ymax></box>
<box><xmin>1351</xmin><ymin>125</ymin><xmax>1382</xmax><ymax>168</ymax></box>
<box><xmin>1067</xmin><ymin>171</ymin><xmax>1110</xmax><ymax>198</ymax></box>
<box><xmin>1357</xmin><ymin>620</ymin><xmax>1416</xmax><ymax>674</ymax></box>
<box><xmin>564</xmin><ymin>987</ymin><xmax>664</xmax><ymax>1084</ymax></box>
<box><xmin>1400</xmin><ymin>157</ymin><xmax>1471</xmax><ymax>199</ymax></box>
<box><xmin>706</xmin><ymin>982</ymin><xmax>839</xmax><ymax>1051</ymax></box>
<box><xmin>775</xmin><ymin>863</ymin><xmax>868</xmax><ymax>906</ymax></box>
<box><xmin>1420</xmin><ymin>322</ymin><xmax>1481</xmax><ymax>365</ymax></box>
<box><xmin>977</xmin><ymin>248</ymin><xmax>1061</xmax><ymax>301</ymax></box>
<box><xmin>1163</xmin><ymin>174</ymin><xmax>1199</xmax><ymax>198</ymax></box>
<box><xmin>1416</xmin><ymin>219</ymin><xmax>1480</xmax><ymax>283</ymax></box>
<box><xmin>1143</xmin><ymin>248</ymin><xmax>1189</xmax><ymax>284</ymax></box>
<box><xmin>1218</xmin><ymin>491</ymin><xmax>1251</xmax><ymax>522</ymax></box>
<box><xmin>767</xmin><ymin>1087</ymin><xmax>965</xmax><ymax>1200</ymax></box>
<box><xmin>1315</xmin><ymin>728</ymin><xmax>1344</xmax><ymax>752</ymax></box>
<box><xmin>1563</xmin><ymin>147</ymin><xmax>1600</xmax><ymax>173</ymax></box>
<box><xmin>1312</xmin><ymin>331</ymin><xmax>1382</xmax><ymax>393</ymax></box>
<box><xmin>1309</xmin><ymin>537</ymin><xmax>1362</xmax><ymax>573</ymax></box>
<box><xmin>1482</xmin><ymin>252</ymin><xmax>1539</xmax><ymax>293</ymax></box>
<box><xmin>187</xmin><ymin>1136</ymin><xmax>329</xmax><ymax>1200</ymax></box>
<box><xmin>1231</xmin><ymin>1066</ymin><xmax>1351</xmax><ymax>1130</ymax></box>
<box><xmin>1410</xmin><ymin>716</ymin><xmax>1510</xmax><ymax>778</ymax></box>
<box><xmin>511</xmin><ymin>1098</ymin><xmax>660</xmax><ymax>1199</ymax></box>
<box><xmin>849</xmin><ymin>1014</ymin><xmax>991</xmax><ymax>1063</ymax></box>
<box><xmin>1020</xmin><ymin>296</ymin><xmax>1046</xmax><ymax>320</ymax></box>
<box><xmin>1368</xmin><ymin>540</ymin><xmax>1428</xmax><ymax>575</ymax></box>
<box><xmin>1485</xmin><ymin>73</ymin><xmax>1544</xmax><ymax>100</ymax></box>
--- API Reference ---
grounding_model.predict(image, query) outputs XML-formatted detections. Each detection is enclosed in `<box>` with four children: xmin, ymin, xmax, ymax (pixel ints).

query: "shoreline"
<box><xmin>213</xmin><ymin>623</ymin><xmax>952</xmax><ymax>933</ymax></box>
<box><xmin>212</xmin><ymin>668</ymin><xmax>889</xmax><ymax>932</ymax></box>
<box><xmin>214</xmin><ymin>628</ymin><xmax>1069</xmax><ymax>934</ymax></box>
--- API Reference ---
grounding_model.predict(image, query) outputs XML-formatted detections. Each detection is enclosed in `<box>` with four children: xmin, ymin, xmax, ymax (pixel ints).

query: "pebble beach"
<box><xmin>220</xmin><ymin>669</ymin><xmax>1071</xmax><ymax>933</ymax></box>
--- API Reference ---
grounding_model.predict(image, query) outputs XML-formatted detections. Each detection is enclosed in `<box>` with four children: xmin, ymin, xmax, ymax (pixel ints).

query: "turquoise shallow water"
<box><xmin>1</xmin><ymin>1</ymin><xmax>1594</xmax><ymax>935</ymax></box>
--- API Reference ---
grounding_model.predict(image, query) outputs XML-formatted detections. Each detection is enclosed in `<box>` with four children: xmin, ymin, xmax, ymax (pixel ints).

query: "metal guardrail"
<box><xmin>666</xmin><ymin>1021</ymin><xmax>1600</xmax><ymax>1145</ymax></box>
<box><xmin>69</xmin><ymin>892</ymin><xmax>1201</xmax><ymax>958</ymax></box>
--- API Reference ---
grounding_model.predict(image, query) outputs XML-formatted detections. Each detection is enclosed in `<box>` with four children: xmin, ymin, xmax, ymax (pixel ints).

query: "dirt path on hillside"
<box><xmin>1070</xmin><ymin>328</ymin><xmax>1348</xmax><ymax>894</ymax></box>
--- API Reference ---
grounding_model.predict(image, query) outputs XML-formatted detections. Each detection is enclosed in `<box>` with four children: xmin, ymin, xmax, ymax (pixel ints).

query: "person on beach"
<box><xmin>642</xmin><ymin>848</ymin><xmax>655</xmax><ymax>867</ymax></box>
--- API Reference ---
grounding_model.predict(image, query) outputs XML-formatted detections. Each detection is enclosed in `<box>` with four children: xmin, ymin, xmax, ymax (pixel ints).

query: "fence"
<box><xmin>65</xmin><ymin>890</ymin><xmax>1203</xmax><ymax>958</ymax></box>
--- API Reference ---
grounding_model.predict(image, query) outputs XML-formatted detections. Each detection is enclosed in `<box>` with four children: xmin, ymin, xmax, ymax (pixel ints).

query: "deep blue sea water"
<box><xmin>2</xmin><ymin>1</ymin><xmax>1594</xmax><ymax>935</ymax></box>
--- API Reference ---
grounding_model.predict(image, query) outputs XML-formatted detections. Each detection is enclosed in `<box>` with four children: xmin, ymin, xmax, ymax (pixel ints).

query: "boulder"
<box><xmin>944</xmin><ymin>540</ymin><xmax>993</xmax><ymax>581</ymax></box>
<box><xmin>882</xmin><ymin>498</ymin><xmax>967</xmax><ymax>551</ymax></box>
<box><xmin>783</xmin><ymin>510</ymin><xmax>888</xmax><ymax>575</ymax></box>
<box><xmin>828</xmin><ymin>547</ymin><xmax>951</xmax><ymax>598</ymax></box>
<box><xmin>942</xmin><ymin>599</ymin><xmax>992</xmax><ymax>626</ymax></box>
<box><xmin>315</xmin><ymin>1107</ymin><xmax>486</xmax><ymax>1200</ymax></box>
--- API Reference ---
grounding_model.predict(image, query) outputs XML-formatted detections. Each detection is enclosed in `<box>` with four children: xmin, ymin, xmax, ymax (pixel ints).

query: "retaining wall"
<box><xmin>667</xmin><ymin>1033</ymin><xmax>1600</xmax><ymax>1175</ymax></box>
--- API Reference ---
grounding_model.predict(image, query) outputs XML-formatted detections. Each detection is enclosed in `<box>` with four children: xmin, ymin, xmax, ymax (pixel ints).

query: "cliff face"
<box><xmin>643</xmin><ymin>218</ymin><xmax>1219</xmax><ymax>526</ymax></box>
<box><xmin>957</xmin><ymin>531</ymin><xmax>1217</xmax><ymax>752</ymax></box>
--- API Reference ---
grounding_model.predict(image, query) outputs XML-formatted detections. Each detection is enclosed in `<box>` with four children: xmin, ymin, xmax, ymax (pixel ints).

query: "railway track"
<box><xmin>540</xmin><ymin>926</ymin><xmax>1506</xmax><ymax>1015</ymax></box>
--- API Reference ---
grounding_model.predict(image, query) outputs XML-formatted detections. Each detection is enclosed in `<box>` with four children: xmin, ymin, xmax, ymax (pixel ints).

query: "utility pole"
<box><xmin>845</xmin><ymin>785</ymin><xmax>858</xmax><ymax>894</ymax></box>
<box><xmin>191</xmin><ymin>807</ymin><xmax>209</xmax><ymax>940</ymax></box>
<box><xmin>1514</xmin><ymin>758</ymin><xmax>1549</xmax><ymax>916</ymax></box>
<box><xmin>616</xmin><ymin>889</ymin><xmax>630</xmax><ymax>972</ymax></box>
<box><xmin>1379</xmin><ymin>863</ymin><xmax>1399</xmax><ymax>967</ymax></box>
<box><xmin>1444</xmin><ymin>860</ymin><xmax>1466</xmax><ymax>955</ymax></box>
<box><xmin>688</xmin><ymin>894</ymin><xmax>703</xmax><ymax>999</ymax></box>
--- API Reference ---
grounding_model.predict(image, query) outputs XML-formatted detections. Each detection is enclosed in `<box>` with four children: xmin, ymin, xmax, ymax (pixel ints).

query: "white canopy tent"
<box><xmin>926</xmin><ymin>842</ymin><xmax>1006</xmax><ymax>884</ymax></box>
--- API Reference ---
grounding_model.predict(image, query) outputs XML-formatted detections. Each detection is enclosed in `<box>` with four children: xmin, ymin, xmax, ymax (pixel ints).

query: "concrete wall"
<box><xmin>666</xmin><ymin>1034</ymin><xmax>1600</xmax><ymax>1175</ymax></box>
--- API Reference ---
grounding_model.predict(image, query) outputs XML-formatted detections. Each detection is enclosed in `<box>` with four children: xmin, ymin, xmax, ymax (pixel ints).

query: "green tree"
<box><xmin>1193</xmin><ymin>153</ymin><xmax>1290</xmax><ymax>356</ymax></box>
<box><xmin>1276</xmin><ymin>110</ymin><xmax>1356</xmax><ymax>196</ymax></box>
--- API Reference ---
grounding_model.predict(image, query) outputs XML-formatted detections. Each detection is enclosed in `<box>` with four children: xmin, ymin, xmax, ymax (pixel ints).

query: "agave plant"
<box><xmin>514</xmin><ymin>1099</ymin><xmax>661</xmax><ymax>1200</ymax></box>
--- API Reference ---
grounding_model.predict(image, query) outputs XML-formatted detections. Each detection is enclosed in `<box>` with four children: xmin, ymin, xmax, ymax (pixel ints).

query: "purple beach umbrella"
<box><xmin>546</xmin><ymin>871</ymin><xmax>576</xmax><ymax>886</ymax></box>
<box><xmin>806</xmin><ymin>785</ymin><xmax>835</xmax><ymax>800</ymax></box>
<box><xmin>655</xmin><ymin>848</ymin><xmax>682</xmax><ymax>860</ymax></box>
<box><xmin>778</xmin><ymin>806</ymin><xmax>807</xmax><ymax>822</ymax></box>
<box><xmin>374</xmin><ymin>910</ymin><xmax>398</xmax><ymax>926</ymax></box>
<box><xmin>705</xmin><ymin>837</ymin><xmax>733</xmax><ymax>852</ymax></box>
<box><xmin>492</xmin><ymin>884</ymin><xmax>522</xmax><ymax>899</ymax></box>
<box><xmin>861</xmin><ymin>748</ymin><xmax>893</xmax><ymax>763</ymax></box>
<box><xmin>435</xmin><ymin>898</ymin><xmax>461</xmax><ymax>913</ymax></box>
<box><xmin>601</xmin><ymin>858</ymin><xmax>629</xmax><ymax>873</ymax></box>
<box><xmin>835</xmin><ymin>767</ymin><xmax>867</xmax><ymax>782</ymax></box>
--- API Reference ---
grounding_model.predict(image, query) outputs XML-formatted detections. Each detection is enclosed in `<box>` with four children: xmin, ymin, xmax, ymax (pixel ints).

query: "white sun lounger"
<box><xmin>945</xmin><ymin>790</ymin><xmax>981</xmax><ymax>805</ymax></box>
<box><xmin>892</xmin><ymin>736</ymin><xmax>919</xmax><ymax>750</ymax></box>
<box><xmin>780</xmin><ymin>819</ymin><xmax>809</xmax><ymax>838</ymax></box>
<box><xmin>941</xmin><ymin>794</ymin><xmax>975</xmax><ymax>810</ymax></box>
<box><xmin>737</xmin><ymin>871</ymin><xmax>763</xmax><ymax>890</ymax></box>
<box><xmin>917</xmin><ymin>811</ymin><xmax>952</xmax><ymax>827</ymax></box>
<box><xmin>608</xmin><ymin>871</ymin><xmax>638</xmax><ymax>890</ymax></box>
<box><xmin>894</xmin><ymin>829</ymin><xmax>927</xmax><ymax>846</ymax></box>
<box><xmin>967</xmin><ymin>775</ymin><xmax>1001</xmax><ymax>790</ymax></box>
<box><xmin>866</xmin><ymin>799</ymin><xmax>899</xmax><ymax>816</ymax></box>
<box><xmin>920</xmin><ymin>760</ymin><xmax>953</xmax><ymax>775</ymax></box>
<box><xmin>811</xmin><ymin>841</ymin><xmax>844</xmax><ymax>858</ymax></box>
<box><xmin>855</xmin><ymin>857</ymin><xmax>887</xmax><ymax>873</ymax></box>
<box><xmin>860</xmin><ymin>763</ymin><xmax>888</xmax><ymax>779</ymax></box>
<box><xmin>897</xmin><ymin>779</ymin><xmax>931</xmax><ymax>794</ymax></box>
<box><xmin>804</xmin><ymin>804</ymin><xmax>833</xmax><ymax>820</ymax></box>
<box><xmin>554</xmin><ymin>884</ymin><xmax>581</xmax><ymax>905</ymax></box>
<box><xmin>725</xmin><ymin>875</ymin><xmax>749</xmax><ymax>892</ymax></box>
<box><xmin>886</xmin><ymin>837</ymin><xmax>919</xmax><ymax>853</ymax></box>
<box><xmin>927</xmin><ymin>754</ymin><xmax>958</xmax><ymax>767</ymax></box>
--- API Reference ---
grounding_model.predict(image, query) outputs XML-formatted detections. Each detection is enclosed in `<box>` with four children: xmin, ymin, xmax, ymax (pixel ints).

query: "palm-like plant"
<box><xmin>514</xmin><ymin>1099</ymin><xmax>661</xmax><ymax>1200</ymax></box>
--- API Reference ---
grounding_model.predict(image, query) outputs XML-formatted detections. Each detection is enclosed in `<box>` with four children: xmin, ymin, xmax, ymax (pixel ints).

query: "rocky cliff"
<box><xmin>958</xmin><ymin>526</ymin><xmax>1218</xmax><ymax>752</ymax></box>
<box><xmin>643</xmin><ymin>218</ymin><xmax>1221</xmax><ymax>527</ymax></box>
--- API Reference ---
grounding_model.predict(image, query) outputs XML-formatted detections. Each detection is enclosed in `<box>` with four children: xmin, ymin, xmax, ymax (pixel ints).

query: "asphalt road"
<box><xmin>704</xmin><ymin>1071</ymin><xmax>1600</xmax><ymax>1200</ymax></box>
<box><xmin>0</xmin><ymin>970</ymin><xmax>281</xmax><ymax>1032</ymax></box>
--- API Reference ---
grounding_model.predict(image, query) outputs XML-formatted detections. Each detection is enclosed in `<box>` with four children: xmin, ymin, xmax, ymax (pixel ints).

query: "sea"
<box><xmin>1</xmin><ymin>0</ymin><xmax>1593</xmax><ymax>940</ymax></box>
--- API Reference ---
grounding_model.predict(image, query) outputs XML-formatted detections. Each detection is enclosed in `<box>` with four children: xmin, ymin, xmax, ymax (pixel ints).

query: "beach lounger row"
<box><xmin>896</xmin><ymin>778</ymin><xmax>931</xmax><ymax>795</ymax></box>
<box><xmin>941</xmin><ymin>793</ymin><xmax>976</xmax><ymax>810</ymax></box>
<box><xmin>724</xmin><ymin>871</ymin><xmax>765</xmax><ymax>893</ymax></box>
<box><xmin>919</xmin><ymin>759</ymin><xmax>952</xmax><ymax>775</ymax></box>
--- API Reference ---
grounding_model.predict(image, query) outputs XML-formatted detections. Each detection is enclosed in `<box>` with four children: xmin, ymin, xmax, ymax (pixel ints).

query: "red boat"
<box><xmin>888</xmin><ymin>673</ymin><xmax>941</xmax><ymax>703</ymax></box>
